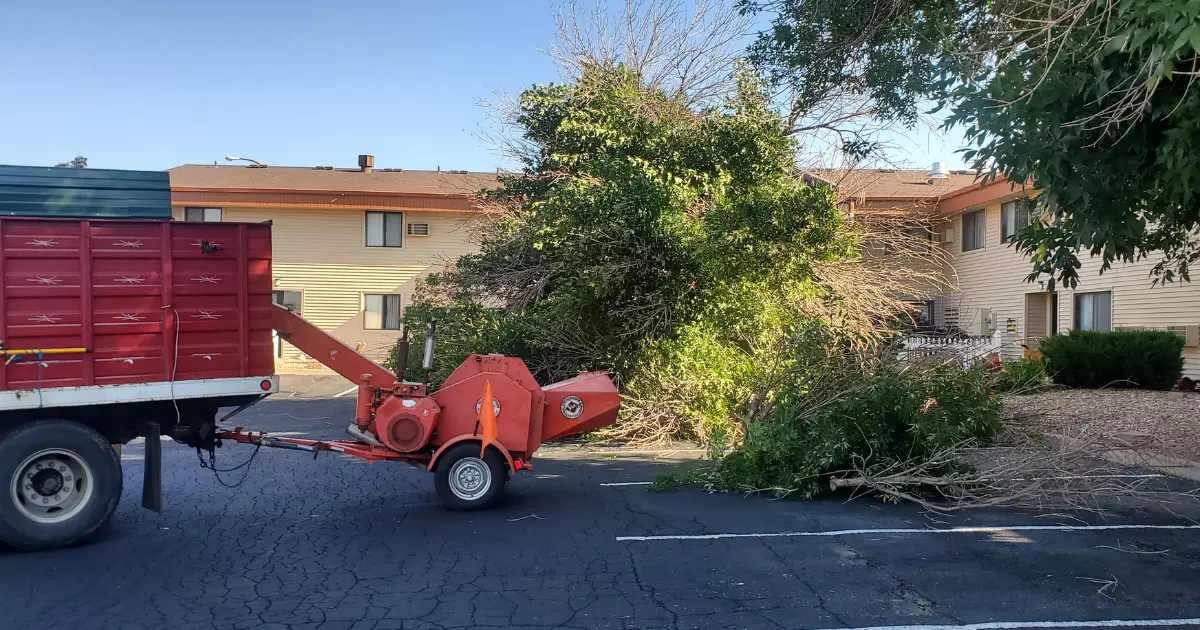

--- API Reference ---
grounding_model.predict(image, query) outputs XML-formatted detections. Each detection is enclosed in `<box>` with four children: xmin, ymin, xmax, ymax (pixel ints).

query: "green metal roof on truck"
<box><xmin>0</xmin><ymin>164</ymin><xmax>172</xmax><ymax>219</ymax></box>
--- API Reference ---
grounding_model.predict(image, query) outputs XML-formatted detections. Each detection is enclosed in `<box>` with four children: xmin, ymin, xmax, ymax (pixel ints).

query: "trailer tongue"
<box><xmin>216</xmin><ymin>304</ymin><xmax>620</xmax><ymax>509</ymax></box>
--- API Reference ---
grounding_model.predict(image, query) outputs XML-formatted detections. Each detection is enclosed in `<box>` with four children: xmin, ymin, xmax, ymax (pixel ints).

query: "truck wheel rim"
<box><xmin>9</xmin><ymin>448</ymin><xmax>94</xmax><ymax>524</ymax></box>
<box><xmin>448</xmin><ymin>457</ymin><xmax>491</xmax><ymax>501</ymax></box>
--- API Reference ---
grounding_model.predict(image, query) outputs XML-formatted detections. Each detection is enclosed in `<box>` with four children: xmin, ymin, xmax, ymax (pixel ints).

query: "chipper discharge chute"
<box><xmin>218</xmin><ymin>305</ymin><xmax>620</xmax><ymax>508</ymax></box>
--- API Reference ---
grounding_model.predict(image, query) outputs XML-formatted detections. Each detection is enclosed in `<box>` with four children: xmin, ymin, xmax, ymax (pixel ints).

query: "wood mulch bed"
<box><xmin>1003</xmin><ymin>388</ymin><xmax>1200</xmax><ymax>462</ymax></box>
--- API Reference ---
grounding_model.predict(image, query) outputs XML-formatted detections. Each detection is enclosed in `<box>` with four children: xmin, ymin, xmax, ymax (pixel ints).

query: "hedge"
<box><xmin>1038</xmin><ymin>330</ymin><xmax>1184</xmax><ymax>390</ymax></box>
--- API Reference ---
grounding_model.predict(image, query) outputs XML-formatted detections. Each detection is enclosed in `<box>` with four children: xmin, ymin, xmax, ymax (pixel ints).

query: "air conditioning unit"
<box><xmin>1167</xmin><ymin>325</ymin><xmax>1199</xmax><ymax>347</ymax></box>
<box><xmin>406</xmin><ymin>222</ymin><xmax>430</xmax><ymax>236</ymax></box>
<box><xmin>939</xmin><ymin>228</ymin><xmax>955</xmax><ymax>243</ymax></box>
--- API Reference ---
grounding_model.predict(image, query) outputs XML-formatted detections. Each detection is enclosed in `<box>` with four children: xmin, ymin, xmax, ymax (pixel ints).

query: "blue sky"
<box><xmin>0</xmin><ymin>1</ymin><xmax>967</xmax><ymax>172</ymax></box>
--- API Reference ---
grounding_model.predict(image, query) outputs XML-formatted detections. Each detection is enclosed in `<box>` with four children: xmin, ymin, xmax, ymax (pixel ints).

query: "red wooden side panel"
<box><xmin>0</xmin><ymin>217</ymin><xmax>274</xmax><ymax>391</ymax></box>
<box><xmin>90</xmin><ymin>222</ymin><xmax>165</xmax><ymax>385</ymax></box>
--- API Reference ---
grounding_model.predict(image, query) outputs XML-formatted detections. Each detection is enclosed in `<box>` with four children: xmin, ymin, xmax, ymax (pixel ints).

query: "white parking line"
<box><xmin>580</xmin><ymin>448</ymin><xmax>706</xmax><ymax>454</ymax></box>
<box><xmin>616</xmin><ymin>524</ymin><xmax>1200</xmax><ymax>542</ymax></box>
<box><xmin>802</xmin><ymin>618</ymin><xmax>1200</xmax><ymax>630</ymax></box>
<box><xmin>1015</xmin><ymin>474</ymin><xmax>1165</xmax><ymax>481</ymax></box>
<box><xmin>600</xmin><ymin>474</ymin><xmax>1164</xmax><ymax>489</ymax></box>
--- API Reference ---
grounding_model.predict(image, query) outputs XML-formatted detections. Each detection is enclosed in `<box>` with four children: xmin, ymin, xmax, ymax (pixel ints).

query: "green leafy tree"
<box><xmin>403</xmin><ymin>64</ymin><xmax>855</xmax><ymax>440</ymax></box>
<box><xmin>742</xmin><ymin>0</ymin><xmax>1200</xmax><ymax>286</ymax></box>
<box><xmin>55</xmin><ymin>156</ymin><xmax>88</xmax><ymax>168</ymax></box>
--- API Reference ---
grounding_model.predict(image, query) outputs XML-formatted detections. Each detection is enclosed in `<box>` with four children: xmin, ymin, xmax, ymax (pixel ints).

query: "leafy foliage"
<box><xmin>743</xmin><ymin>0</ymin><xmax>1200</xmax><ymax>286</ymax></box>
<box><xmin>740</xmin><ymin>0</ymin><xmax>984</xmax><ymax>127</ymax></box>
<box><xmin>55</xmin><ymin>156</ymin><xmax>88</xmax><ymax>168</ymax></box>
<box><xmin>403</xmin><ymin>65</ymin><xmax>852</xmax><ymax>404</ymax></box>
<box><xmin>1039</xmin><ymin>330</ymin><xmax>1185</xmax><ymax>390</ymax></box>
<box><xmin>384</xmin><ymin>295</ymin><xmax>534</xmax><ymax>384</ymax></box>
<box><xmin>992</xmin><ymin>357</ymin><xmax>1054</xmax><ymax>394</ymax></box>
<box><xmin>401</xmin><ymin>60</ymin><xmax>989</xmax><ymax>507</ymax></box>
<box><xmin>684</xmin><ymin>364</ymin><xmax>1002</xmax><ymax>498</ymax></box>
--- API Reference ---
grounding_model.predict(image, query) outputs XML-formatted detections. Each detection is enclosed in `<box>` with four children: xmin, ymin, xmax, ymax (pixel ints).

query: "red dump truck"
<box><xmin>0</xmin><ymin>216</ymin><xmax>619</xmax><ymax>551</ymax></box>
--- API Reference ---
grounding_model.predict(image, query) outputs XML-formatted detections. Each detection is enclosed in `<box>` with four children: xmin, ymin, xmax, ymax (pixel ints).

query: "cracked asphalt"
<box><xmin>3</xmin><ymin>397</ymin><xmax>1200</xmax><ymax>630</ymax></box>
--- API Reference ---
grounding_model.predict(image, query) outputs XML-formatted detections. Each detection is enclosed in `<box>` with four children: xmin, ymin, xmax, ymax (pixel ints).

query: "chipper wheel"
<box><xmin>433</xmin><ymin>443</ymin><xmax>508</xmax><ymax>510</ymax></box>
<box><xmin>0</xmin><ymin>419</ymin><xmax>123</xmax><ymax>551</ymax></box>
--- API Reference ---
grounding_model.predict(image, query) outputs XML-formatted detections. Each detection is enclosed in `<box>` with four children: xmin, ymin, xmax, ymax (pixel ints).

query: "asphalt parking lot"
<box><xmin>3</xmin><ymin>397</ymin><xmax>1200</xmax><ymax>630</ymax></box>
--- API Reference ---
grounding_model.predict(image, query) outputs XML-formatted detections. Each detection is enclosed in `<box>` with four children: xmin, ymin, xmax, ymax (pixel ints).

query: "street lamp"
<box><xmin>225</xmin><ymin>156</ymin><xmax>267</xmax><ymax>167</ymax></box>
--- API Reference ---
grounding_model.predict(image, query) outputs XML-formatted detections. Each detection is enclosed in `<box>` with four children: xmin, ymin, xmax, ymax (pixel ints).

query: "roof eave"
<box><xmin>170</xmin><ymin>186</ymin><xmax>481</xmax><ymax>199</ymax></box>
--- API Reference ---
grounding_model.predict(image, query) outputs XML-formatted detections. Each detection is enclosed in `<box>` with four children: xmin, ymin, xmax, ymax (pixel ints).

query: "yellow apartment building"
<box><xmin>169</xmin><ymin>157</ymin><xmax>496</xmax><ymax>370</ymax></box>
<box><xmin>169</xmin><ymin>157</ymin><xmax>1200</xmax><ymax>378</ymax></box>
<box><xmin>828</xmin><ymin>166</ymin><xmax>1200</xmax><ymax>378</ymax></box>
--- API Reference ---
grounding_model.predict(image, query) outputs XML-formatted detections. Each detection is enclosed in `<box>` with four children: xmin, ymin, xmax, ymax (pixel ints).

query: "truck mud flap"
<box><xmin>142</xmin><ymin>421</ymin><xmax>163</xmax><ymax>513</ymax></box>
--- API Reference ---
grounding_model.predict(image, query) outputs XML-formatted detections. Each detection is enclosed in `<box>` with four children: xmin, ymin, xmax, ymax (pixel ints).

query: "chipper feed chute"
<box><xmin>217</xmin><ymin>305</ymin><xmax>620</xmax><ymax>509</ymax></box>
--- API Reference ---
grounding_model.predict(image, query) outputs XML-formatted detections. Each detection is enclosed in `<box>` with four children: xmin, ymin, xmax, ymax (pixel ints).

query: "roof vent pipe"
<box><xmin>358</xmin><ymin>154</ymin><xmax>375</xmax><ymax>173</ymax></box>
<box><xmin>928</xmin><ymin>161</ymin><xmax>950</xmax><ymax>183</ymax></box>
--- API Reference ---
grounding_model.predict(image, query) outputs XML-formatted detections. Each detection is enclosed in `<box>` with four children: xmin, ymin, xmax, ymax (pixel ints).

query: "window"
<box><xmin>962</xmin><ymin>210</ymin><xmax>986</xmax><ymax>251</ymax></box>
<box><xmin>364</xmin><ymin>294</ymin><xmax>402</xmax><ymax>330</ymax></box>
<box><xmin>366</xmin><ymin>211</ymin><xmax>403</xmax><ymax>247</ymax></box>
<box><xmin>904</xmin><ymin>225</ymin><xmax>934</xmax><ymax>254</ymax></box>
<box><xmin>1075</xmin><ymin>291</ymin><xmax>1112</xmax><ymax>332</ymax></box>
<box><xmin>1001</xmin><ymin>200</ymin><xmax>1030</xmax><ymax>243</ymax></box>
<box><xmin>271</xmin><ymin>291</ymin><xmax>302</xmax><ymax>358</ymax></box>
<box><xmin>184</xmin><ymin>207</ymin><xmax>222</xmax><ymax>222</ymax></box>
<box><xmin>272</xmin><ymin>290</ymin><xmax>302</xmax><ymax>313</ymax></box>
<box><xmin>911</xmin><ymin>300</ymin><xmax>935</xmax><ymax>330</ymax></box>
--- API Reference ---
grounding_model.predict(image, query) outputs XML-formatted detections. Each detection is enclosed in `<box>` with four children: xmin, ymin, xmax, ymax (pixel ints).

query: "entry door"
<box><xmin>1024</xmin><ymin>292</ymin><xmax>1055</xmax><ymax>345</ymax></box>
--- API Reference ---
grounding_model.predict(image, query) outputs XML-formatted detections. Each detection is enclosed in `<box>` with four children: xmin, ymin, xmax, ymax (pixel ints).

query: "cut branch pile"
<box><xmin>829</xmin><ymin>405</ymin><xmax>1200</xmax><ymax>513</ymax></box>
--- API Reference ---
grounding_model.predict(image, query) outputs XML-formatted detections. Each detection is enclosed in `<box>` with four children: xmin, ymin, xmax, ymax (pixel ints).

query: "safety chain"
<box><xmin>196</xmin><ymin>440</ymin><xmax>262</xmax><ymax>488</ymax></box>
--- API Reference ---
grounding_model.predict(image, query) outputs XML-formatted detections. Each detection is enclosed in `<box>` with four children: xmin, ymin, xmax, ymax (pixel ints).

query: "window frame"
<box><xmin>903</xmin><ymin>225</ymin><xmax>935</xmax><ymax>254</ymax></box>
<box><xmin>272</xmin><ymin>289</ymin><xmax>303</xmax><ymax>314</ymax></box>
<box><xmin>363</xmin><ymin>293</ymin><xmax>403</xmax><ymax>331</ymax></box>
<box><xmin>184</xmin><ymin>207</ymin><xmax>223</xmax><ymax>222</ymax></box>
<box><xmin>271</xmin><ymin>290</ymin><xmax>303</xmax><ymax>358</ymax></box>
<box><xmin>1001</xmin><ymin>200</ymin><xmax>1030</xmax><ymax>243</ymax></box>
<box><xmin>1074</xmin><ymin>291</ymin><xmax>1113</xmax><ymax>332</ymax></box>
<box><xmin>961</xmin><ymin>209</ymin><xmax>986</xmax><ymax>252</ymax></box>
<box><xmin>365</xmin><ymin>211</ymin><xmax>404</xmax><ymax>248</ymax></box>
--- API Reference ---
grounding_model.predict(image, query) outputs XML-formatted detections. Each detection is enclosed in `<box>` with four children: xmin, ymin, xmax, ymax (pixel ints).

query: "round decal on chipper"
<box><xmin>475</xmin><ymin>397</ymin><xmax>501</xmax><ymax>417</ymax></box>
<box><xmin>561</xmin><ymin>395</ymin><xmax>584</xmax><ymax>419</ymax></box>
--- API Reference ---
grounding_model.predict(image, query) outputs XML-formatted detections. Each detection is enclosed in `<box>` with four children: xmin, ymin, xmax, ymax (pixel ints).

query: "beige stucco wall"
<box><xmin>939</xmin><ymin>198</ymin><xmax>1200</xmax><ymax>378</ymax></box>
<box><xmin>172</xmin><ymin>205</ymin><xmax>481</xmax><ymax>370</ymax></box>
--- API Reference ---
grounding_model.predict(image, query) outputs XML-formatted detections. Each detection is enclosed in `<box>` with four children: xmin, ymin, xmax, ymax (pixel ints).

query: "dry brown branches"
<box><xmin>828</xmin><ymin>403</ymin><xmax>1200</xmax><ymax>514</ymax></box>
<box><xmin>550</xmin><ymin>0</ymin><xmax>752</xmax><ymax>107</ymax></box>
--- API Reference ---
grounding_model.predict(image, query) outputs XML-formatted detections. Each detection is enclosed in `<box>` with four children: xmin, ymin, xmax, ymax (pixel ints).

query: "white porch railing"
<box><xmin>897</xmin><ymin>330</ymin><xmax>1003</xmax><ymax>368</ymax></box>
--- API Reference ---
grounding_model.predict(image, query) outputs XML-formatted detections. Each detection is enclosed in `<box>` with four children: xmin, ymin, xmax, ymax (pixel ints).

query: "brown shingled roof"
<box><xmin>169</xmin><ymin>164</ymin><xmax>500</xmax><ymax>197</ymax></box>
<box><xmin>803</xmin><ymin>168</ymin><xmax>982</xmax><ymax>200</ymax></box>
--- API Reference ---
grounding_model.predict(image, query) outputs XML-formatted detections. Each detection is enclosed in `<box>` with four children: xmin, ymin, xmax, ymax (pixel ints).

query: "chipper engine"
<box><xmin>219</xmin><ymin>305</ymin><xmax>620</xmax><ymax>508</ymax></box>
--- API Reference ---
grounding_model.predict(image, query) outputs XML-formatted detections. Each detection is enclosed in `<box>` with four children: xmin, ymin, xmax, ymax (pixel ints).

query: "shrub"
<box><xmin>1038</xmin><ymin>330</ymin><xmax>1184</xmax><ymax>390</ymax></box>
<box><xmin>993</xmin><ymin>356</ymin><xmax>1053</xmax><ymax>394</ymax></box>
<box><xmin>696</xmin><ymin>364</ymin><xmax>1002</xmax><ymax>498</ymax></box>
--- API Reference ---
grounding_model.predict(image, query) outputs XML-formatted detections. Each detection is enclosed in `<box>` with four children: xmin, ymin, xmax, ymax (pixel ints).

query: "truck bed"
<box><xmin>0</xmin><ymin>217</ymin><xmax>275</xmax><ymax>399</ymax></box>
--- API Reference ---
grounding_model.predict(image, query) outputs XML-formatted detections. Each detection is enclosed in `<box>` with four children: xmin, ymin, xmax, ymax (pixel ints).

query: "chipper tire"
<box><xmin>433</xmin><ymin>443</ymin><xmax>507</xmax><ymax>510</ymax></box>
<box><xmin>0</xmin><ymin>420</ymin><xmax>123</xmax><ymax>551</ymax></box>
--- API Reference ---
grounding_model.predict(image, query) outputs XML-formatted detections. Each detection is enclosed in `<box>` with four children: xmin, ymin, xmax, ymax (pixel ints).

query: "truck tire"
<box><xmin>433</xmin><ymin>443</ymin><xmax>507</xmax><ymax>510</ymax></box>
<box><xmin>0</xmin><ymin>420</ymin><xmax>123</xmax><ymax>551</ymax></box>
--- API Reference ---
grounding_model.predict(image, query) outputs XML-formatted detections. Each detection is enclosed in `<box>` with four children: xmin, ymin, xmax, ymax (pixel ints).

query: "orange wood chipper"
<box><xmin>218</xmin><ymin>306</ymin><xmax>621</xmax><ymax>509</ymax></box>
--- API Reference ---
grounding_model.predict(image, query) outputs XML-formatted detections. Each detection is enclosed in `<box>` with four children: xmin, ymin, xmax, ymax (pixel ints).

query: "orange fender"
<box><xmin>428</xmin><ymin>436</ymin><xmax>516</xmax><ymax>473</ymax></box>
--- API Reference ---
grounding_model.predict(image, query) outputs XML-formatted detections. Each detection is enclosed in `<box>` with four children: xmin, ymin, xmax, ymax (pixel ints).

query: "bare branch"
<box><xmin>549</xmin><ymin>0</ymin><xmax>752</xmax><ymax>107</ymax></box>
